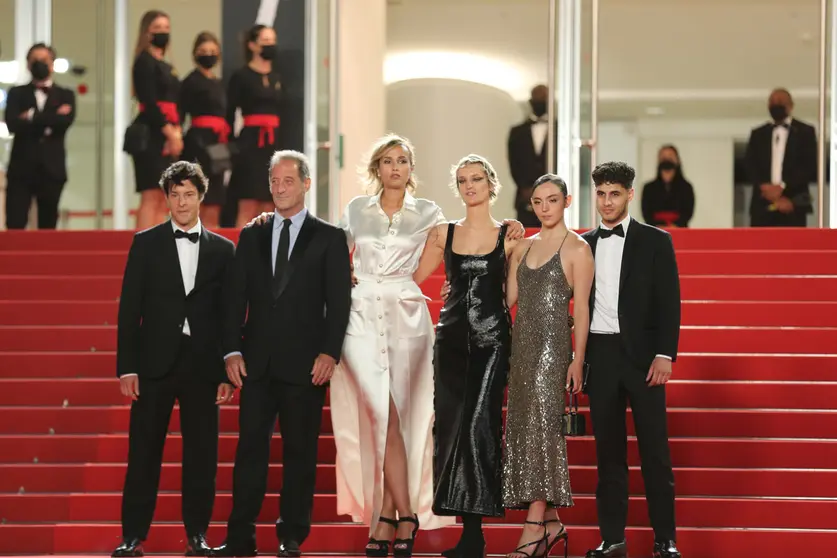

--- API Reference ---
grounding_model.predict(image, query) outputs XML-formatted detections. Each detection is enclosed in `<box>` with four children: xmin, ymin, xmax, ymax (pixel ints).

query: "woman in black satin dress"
<box><xmin>414</xmin><ymin>154</ymin><xmax>522</xmax><ymax>558</ymax></box>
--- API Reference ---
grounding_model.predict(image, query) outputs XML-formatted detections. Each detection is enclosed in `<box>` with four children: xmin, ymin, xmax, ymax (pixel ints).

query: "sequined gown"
<box><xmin>433</xmin><ymin>223</ymin><xmax>511</xmax><ymax>517</ymax></box>
<box><xmin>503</xmin><ymin>235</ymin><xmax>574</xmax><ymax>509</ymax></box>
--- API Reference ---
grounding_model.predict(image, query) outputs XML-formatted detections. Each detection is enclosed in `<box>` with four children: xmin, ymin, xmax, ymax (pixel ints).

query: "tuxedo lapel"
<box><xmin>274</xmin><ymin>213</ymin><xmax>317</xmax><ymax>300</ymax></box>
<box><xmin>584</xmin><ymin>231</ymin><xmax>599</xmax><ymax>314</ymax></box>
<box><xmin>619</xmin><ymin>222</ymin><xmax>639</xmax><ymax>293</ymax></box>
<box><xmin>259</xmin><ymin>216</ymin><xmax>275</xmax><ymax>288</ymax></box>
<box><xmin>191</xmin><ymin>227</ymin><xmax>212</xmax><ymax>295</ymax></box>
<box><xmin>161</xmin><ymin>226</ymin><xmax>186</xmax><ymax>297</ymax></box>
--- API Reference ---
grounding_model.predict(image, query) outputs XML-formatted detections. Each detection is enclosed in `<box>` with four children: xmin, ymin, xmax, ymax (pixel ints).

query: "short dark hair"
<box><xmin>533</xmin><ymin>173</ymin><xmax>568</xmax><ymax>196</ymax></box>
<box><xmin>159</xmin><ymin>161</ymin><xmax>209</xmax><ymax>197</ymax></box>
<box><xmin>591</xmin><ymin>161</ymin><xmax>636</xmax><ymax>190</ymax></box>
<box><xmin>193</xmin><ymin>31</ymin><xmax>220</xmax><ymax>57</ymax></box>
<box><xmin>27</xmin><ymin>43</ymin><xmax>56</xmax><ymax>62</ymax></box>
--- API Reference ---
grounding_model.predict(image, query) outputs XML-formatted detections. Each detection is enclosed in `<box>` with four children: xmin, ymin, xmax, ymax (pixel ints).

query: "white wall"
<box><xmin>385</xmin><ymin>79</ymin><xmax>520</xmax><ymax>222</ymax></box>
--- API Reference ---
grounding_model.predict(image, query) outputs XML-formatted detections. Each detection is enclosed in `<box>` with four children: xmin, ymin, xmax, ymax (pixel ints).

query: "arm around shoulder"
<box><xmin>222</xmin><ymin>227</ymin><xmax>254</xmax><ymax>357</ymax></box>
<box><xmin>413</xmin><ymin>223</ymin><xmax>447</xmax><ymax>285</ymax></box>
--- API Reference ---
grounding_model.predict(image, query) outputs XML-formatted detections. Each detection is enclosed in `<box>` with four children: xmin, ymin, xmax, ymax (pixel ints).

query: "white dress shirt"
<box><xmin>174</xmin><ymin>219</ymin><xmax>202</xmax><ymax>335</ymax></box>
<box><xmin>771</xmin><ymin>117</ymin><xmax>791</xmax><ymax>187</ymax></box>
<box><xmin>590</xmin><ymin>215</ymin><xmax>671</xmax><ymax>361</ymax></box>
<box><xmin>120</xmin><ymin>220</ymin><xmax>202</xmax><ymax>380</ymax></box>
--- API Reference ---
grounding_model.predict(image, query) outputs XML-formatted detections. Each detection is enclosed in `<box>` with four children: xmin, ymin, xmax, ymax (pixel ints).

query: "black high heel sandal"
<box><xmin>506</xmin><ymin>520</ymin><xmax>549</xmax><ymax>558</ymax></box>
<box><xmin>366</xmin><ymin>516</ymin><xmax>398</xmax><ymax>557</ymax></box>
<box><xmin>542</xmin><ymin>519</ymin><xmax>569</xmax><ymax>558</ymax></box>
<box><xmin>393</xmin><ymin>515</ymin><xmax>420</xmax><ymax>557</ymax></box>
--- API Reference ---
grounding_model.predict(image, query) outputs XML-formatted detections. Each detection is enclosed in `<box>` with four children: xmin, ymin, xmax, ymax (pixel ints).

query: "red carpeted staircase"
<box><xmin>1</xmin><ymin>227</ymin><xmax>836</xmax><ymax>557</ymax></box>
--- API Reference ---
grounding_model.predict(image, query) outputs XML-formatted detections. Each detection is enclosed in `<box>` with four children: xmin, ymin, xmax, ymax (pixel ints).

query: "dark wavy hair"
<box><xmin>591</xmin><ymin>161</ymin><xmax>636</xmax><ymax>190</ymax></box>
<box><xmin>159</xmin><ymin>161</ymin><xmax>209</xmax><ymax>197</ymax></box>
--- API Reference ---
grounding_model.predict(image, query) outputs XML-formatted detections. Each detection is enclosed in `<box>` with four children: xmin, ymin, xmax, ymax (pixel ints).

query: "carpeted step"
<box><xmin>2</xmin><ymin>492</ymin><xmax>834</xmax><ymax>531</ymax></box>
<box><xmin>2</xmin><ymin>434</ymin><xmax>836</xmax><ymax>468</ymax></box>
<box><xmin>4</xmin><ymin>378</ymin><xmax>837</xmax><ymax>410</ymax></box>
<box><xmin>1</xmin><ymin>522</ymin><xmax>835</xmax><ymax>557</ymax></box>
<box><xmin>6</xmin><ymin>249</ymin><xmax>837</xmax><ymax>276</ymax></box>
<box><xmin>4</xmin><ymin>299</ymin><xmax>837</xmax><ymax>328</ymax></box>
<box><xmin>3</xmin><ymin>463</ymin><xmax>833</xmax><ymax>499</ymax></box>
<box><xmin>2</xmin><ymin>352</ymin><xmax>833</xmax><ymax>381</ymax></box>
<box><xmin>2</xmin><ymin>405</ymin><xmax>836</xmax><ymax>439</ymax></box>
<box><xmin>3</xmin><ymin>324</ymin><xmax>835</xmax><ymax>353</ymax></box>
<box><xmin>5</xmin><ymin>274</ymin><xmax>837</xmax><ymax>303</ymax></box>
<box><xmin>1</xmin><ymin>226</ymin><xmax>835</xmax><ymax>251</ymax></box>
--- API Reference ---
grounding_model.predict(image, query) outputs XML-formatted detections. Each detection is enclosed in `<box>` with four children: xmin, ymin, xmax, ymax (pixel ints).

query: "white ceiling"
<box><xmin>386</xmin><ymin>0</ymin><xmax>827</xmax><ymax>120</ymax></box>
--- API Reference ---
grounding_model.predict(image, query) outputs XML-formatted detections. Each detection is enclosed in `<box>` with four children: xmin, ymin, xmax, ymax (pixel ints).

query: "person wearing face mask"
<box><xmin>126</xmin><ymin>9</ymin><xmax>183</xmax><ymax>230</ymax></box>
<box><xmin>508</xmin><ymin>84</ymin><xmax>553</xmax><ymax>228</ymax></box>
<box><xmin>3</xmin><ymin>42</ymin><xmax>75</xmax><ymax>229</ymax></box>
<box><xmin>744</xmin><ymin>87</ymin><xmax>817</xmax><ymax>227</ymax></box>
<box><xmin>225</xmin><ymin>24</ymin><xmax>284</xmax><ymax>228</ymax></box>
<box><xmin>640</xmin><ymin>145</ymin><xmax>695</xmax><ymax>228</ymax></box>
<box><xmin>179</xmin><ymin>31</ymin><xmax>229</xmax><ymax>229</ymax></box>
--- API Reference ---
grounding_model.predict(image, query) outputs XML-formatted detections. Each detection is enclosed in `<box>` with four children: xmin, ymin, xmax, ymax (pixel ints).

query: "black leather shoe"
<box><xmin>212</xmin><ymin>541</ymin><xmax>257</xmax><ymax>557</ymax></box>
<box><xmin>277</xmin><ymin>539</ymin><xmax>301</xmax><ymax>557</ymax></box>
<box><xmin>653</xmin><ymin>540</ymin><xmax>681</xmax><ymax>558</ymax></box>
<box><xmin>586</xmin><ymin>540</ymin><xmax>628</xmax><ymax>557</ymax></box>
<box><xmin>112</xmin><ymin>538</ymin><xmax>144</xmax><ymax>557</ymax></box>
<box><xmin>186</xmin><ymin>534</ymin><xmax>215</xmax><ymax>556</ymax></box>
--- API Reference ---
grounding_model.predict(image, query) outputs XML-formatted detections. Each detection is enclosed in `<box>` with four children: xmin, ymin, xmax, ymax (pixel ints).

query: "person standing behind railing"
<box><xmin>179</xmin><ymin>31</ymin><xmax>229</xmax><ymax>229</ymax></box>
<box><xmin>123</xmin><ymin>9</ymin><xmax>183</xmax><ymax>230</ymax></box>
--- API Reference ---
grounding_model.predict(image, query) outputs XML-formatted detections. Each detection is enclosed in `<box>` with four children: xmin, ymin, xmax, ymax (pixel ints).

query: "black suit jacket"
<box><xmin>116</xmin><ymin>221</ymin><xmax>235</xmax><ymax>383</ymax></box>
<box><xmin>223</xmin><ymin>212</ymin><xmax>352</xmax><ymax>385</ymax></box>
<box><xmin>582</xmin><ymin>220</ymin><xmax>681</xmax><ymax>371</ymax></box>
<box><xmin>745</xmin><ymin>118</ymin><xmax>817</xmax><ymax>225</ymax></box>
<box><xmin>507</xmin><ymin>120</ymin><xmax>556</xmax><ymax>223</ymax></box>
<box><xmin>4</xmin><ymin>82</ymin><xmax>76</xmax><ymax>186</ymax></box>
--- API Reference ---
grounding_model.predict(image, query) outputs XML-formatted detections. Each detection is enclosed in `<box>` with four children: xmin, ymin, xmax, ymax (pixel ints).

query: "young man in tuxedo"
<box><xmin>507</xmin><ymin>84</ymin><xmax>552</xmax><ymax>228</ymax></box>
<box><xmin>214</xmin><ymin>151</ymin><xmax>351</xmax><ymax>557</ymax></box>
<box><xmin>3</xmin><ymin>43</ymin><xmax>75</xmax><ymax>229</ymax></box>
<box><xmin>581</xmin><ymin>162</ymin><xmax>682</xmax><ymax>558</ymax></box>
<box><xmin>114</xmin><ymin>161</ymin><xmax>235</xmax><ymax>557</ymax></box>
<box><xmin>745</xmin><ymin>87</ymin><xmax>817</xmax><ymax>227</ymax></box>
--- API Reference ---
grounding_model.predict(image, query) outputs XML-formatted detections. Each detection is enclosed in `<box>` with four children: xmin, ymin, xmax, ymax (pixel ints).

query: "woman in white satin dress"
<box><xmin>330</xmin><ymin>134</ymin><xmax>454</xmax><ymax>557</ymax></box>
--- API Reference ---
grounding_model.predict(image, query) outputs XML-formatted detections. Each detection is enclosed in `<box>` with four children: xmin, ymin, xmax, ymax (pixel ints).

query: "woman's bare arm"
<box><xmin>413</xmin><ymin>224</ymin><xmax>447</xmax><ymax>285</ymax></box>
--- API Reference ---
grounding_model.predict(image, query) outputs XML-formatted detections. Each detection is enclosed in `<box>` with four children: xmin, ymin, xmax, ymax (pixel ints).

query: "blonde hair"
<box><xmin>361</xmin><ymin>134</ymin><xmax>418</xmax><ymax>194</ymax></box>
<box><xmin>449</xmin><ymin>154</ymin><xmax>502</xmax><ymax>203</ymax></box>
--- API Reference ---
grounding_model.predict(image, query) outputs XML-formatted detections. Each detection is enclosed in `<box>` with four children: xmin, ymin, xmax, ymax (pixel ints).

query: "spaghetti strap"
<box><xmin>444</xmin><ymin>222</ymin><xmax>456</xmax><ymax>255</ymax></box>
<box><xmin>557</xmin><ymin>229</ymin><xmax>570</xmax><ymax>253</ymax></box>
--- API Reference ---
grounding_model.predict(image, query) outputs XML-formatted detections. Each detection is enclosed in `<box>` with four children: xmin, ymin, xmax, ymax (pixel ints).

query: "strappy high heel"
<box><xmin>393</xmin><ymin>515</ymin><xmax>420</xmax><ymax>557</ymax></box>
<box><xmin>506</xmin><ymin>520</ymin><xmax>549</xmax><ymax>558</ymax></box>
<box><xmin>366</xmin><ymin>516</ymin><xmax>398</xmax><ymax>557</ymax></box>
<box><xmin>542</xmin><ymin>518</ymin><xmax>569</xmax><ymax>558</ymax></box>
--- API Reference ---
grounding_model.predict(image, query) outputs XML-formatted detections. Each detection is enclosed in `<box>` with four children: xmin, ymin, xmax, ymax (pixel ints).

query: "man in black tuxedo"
<box><xmin>745</xmin><ymin>88</ymin><xmax>817</xmax><ymax>227</ymax></box>
<box><xmin>214</xmin><ymin>150</ymin><xmax>351</xmax><ymax>557</ymax></box>
<box><xmin>581</xmin><ymin>162</ymin><xmax>682</xmax><ymax>558</ymax></box>
<box><xmin>4</xmin><ymin>43</ymin><xmax>75</xmax><ymax>229</ymax></box>
<box><xmin>114</xmin><ymin>161</ymin><xmax>235</xmax><ymax>557</ymax></box>
<box><xmin>507</xmin><ymin>84</ymin><xmax>552</xmax><ymax>228</ymax></box>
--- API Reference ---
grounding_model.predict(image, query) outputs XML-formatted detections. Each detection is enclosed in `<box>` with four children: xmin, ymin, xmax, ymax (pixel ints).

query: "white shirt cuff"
<box><xmin>655</xmin><ymin>354</ymin><xmax>672</xmax><ymax>361</ymax></box>
<box><xmin>224</xmin><ymin>352</ymin><xmax>242</xmax><ymax>360</ymax></box>
<box><xmin>119</xmin><ymin>373</ymin><xmax>138</xmax><ymax>378</ymax></box>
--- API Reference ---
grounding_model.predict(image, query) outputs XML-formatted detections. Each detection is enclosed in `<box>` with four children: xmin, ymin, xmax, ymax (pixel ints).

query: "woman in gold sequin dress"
<box><xmin>503</xmin><ymin>174</ymin><xmax>594</xmax><ymax>558</ymax></box>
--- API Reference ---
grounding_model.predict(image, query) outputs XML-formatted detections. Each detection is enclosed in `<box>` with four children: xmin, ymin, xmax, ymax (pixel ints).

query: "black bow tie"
<box><xmin>773</xmin><ymin>122</ymin><xmax>789</xmax><ymax>130</ymax></box>
<box><xmin>174</xmin><ymin>229</ymin><xmax>199</xmax><ymax>243</ymax></box>
<box><xmin>37</xmin><ymin>85</ymin><xmax>50</xmax><ymax>94</ymax></box>
<box><xmin>598</xmin><ymin>224</ymin><xmax>625</xmax><ymax>239</ymax></box>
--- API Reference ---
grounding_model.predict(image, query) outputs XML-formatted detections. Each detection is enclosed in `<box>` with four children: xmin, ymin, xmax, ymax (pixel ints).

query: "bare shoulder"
<box><xmin>511</xmin><ymin>236</ymin><xmax>534</xmax><ymax>263</ymax></box>
<box><xmin>567</xmin><ymin>231</ymin><xmax>593</xmax><ymax>255</ymax></box>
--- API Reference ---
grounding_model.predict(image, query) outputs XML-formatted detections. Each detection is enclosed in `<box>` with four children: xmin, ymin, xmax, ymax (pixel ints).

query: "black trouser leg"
<box><xmin>120</xmin><ymin>373</ymin><xmax>177</xmax><ymax>540</ymax></box>
<box><xmin>35</xmin><ymin>186</ymin><xmax>62</xmax><ymax>229</ymax></box>
<box><xmin>275</xmin><ymin>380</ymin><xmax>326</xmax><ymax>544</ymax></box>
<box><xmin>5</xmin><ymin>179</ymin><xmax>32</xmax><ymax>229</ymax></box>
<box><xmin>586</xmin><ymin>334</ymin><xmax>629</xmax><ymax>543</ymax></box>
<box><xmin>623</xmin><ymin>363</ymin><xmax>676</xmax><ymax>541</ymax></box>
<box><xmin>176</xmin><ymin>340</ymin><xmax>220</xmax><ymax>537</ymax></box>
<box><xmin>226</xmin><ymin>376</ymin><xmax>280</xmax><ymax>546</ymax></box>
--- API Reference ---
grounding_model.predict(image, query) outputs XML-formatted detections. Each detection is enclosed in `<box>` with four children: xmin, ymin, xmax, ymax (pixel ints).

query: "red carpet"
<box><xmin>0</xmin><ymin>227</ymin><xmax>836</xmax><ymax>557</ymax></box>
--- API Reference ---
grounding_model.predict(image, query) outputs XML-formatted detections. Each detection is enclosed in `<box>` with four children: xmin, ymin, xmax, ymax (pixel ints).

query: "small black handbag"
<box><xmin>202</xmin><ymin>142</ymin><xmax>234</xmax><ymax>175</ymax></box>
<box><xmin>122</xmin><ymin>120</ymin><xmax>150</xmax><ymax>155</ymax></box>
<box><xmin>562</xmin><ymin>392</ymin><xmax>586</xmax><ymax>437</ymax></box>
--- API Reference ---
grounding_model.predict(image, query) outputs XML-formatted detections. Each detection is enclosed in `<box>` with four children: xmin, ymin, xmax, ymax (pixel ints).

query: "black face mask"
<box><xmin>196</xmin><ymin>55</ymin><xmax>218</xmax><ymax>69</ymax></box>
<box><xmin>658</xmin><ymin>160</ymin><xmax>678</xmax><ymax>173</ymax></box>
<box><xmin>30</xmin><ymin>60</ymin><xmax>50</xmax><ymax>81</ymax></box>
<box><xmin>530</xmin><ymin>100</ymin><xmax>547</xmax><ymax>117</ymax></box>
<box><xmin>151</xmin><ymin>32</ymin><xmax>170</xmax><ymax>49</ymax></box>
<box><xmin>259</xmin><ymin>44</ymin><xmax>277</xmax><ymax>60</ymax></box>
<box><xmin>769</xmin><ymin>103</ymin><xmax>788</xmax><ymax>122</ymax></box>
